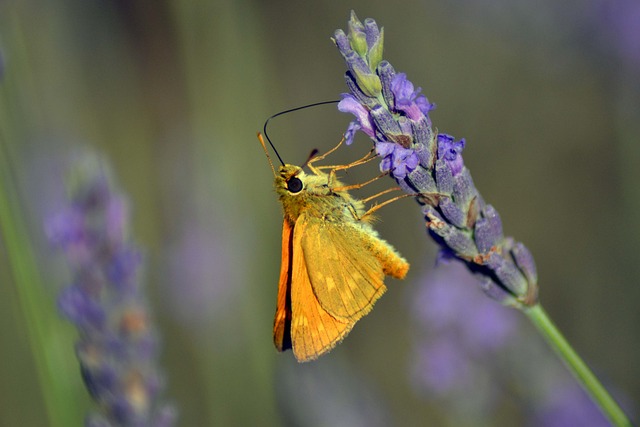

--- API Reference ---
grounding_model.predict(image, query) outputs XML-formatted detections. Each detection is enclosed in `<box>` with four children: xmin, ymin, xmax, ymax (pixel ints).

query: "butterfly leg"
<box><xmin>306</xmin><ymin>136</ymin><xmax>346</xmax><ymax>168</ymax></box>
<box><xmin>360</xmin><ymin>191</ymin><xmax>445</xmax><ymax>220</ymax></box>
<box><xmin>310</xmin><ymin>149</ymin><xmax>376</xmax><ymax>180</ymax></box>
<box><xmin>331</xmin><ymin>172</ymin><xmax>388</xmax><ymax>192</ymax></box>
<box><xmin>314</xmin><ymin>149</ymin><xmax>376</xmax><ymax>171</ymax></box>
<box><xmin>360</xmin><ymin>193</ymin><xmax>416</xmax><ymax>220</ymax></box>
<box><xmin>360</xmin><ymin>187</ymin><xmax>402</xmax><ymax>203</ymax></box>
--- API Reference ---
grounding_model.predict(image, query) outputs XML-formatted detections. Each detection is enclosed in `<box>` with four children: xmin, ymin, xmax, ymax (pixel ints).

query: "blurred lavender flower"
<box><xmin>334</xmin><ymin>11</ymin><xmax>538</xmax><ymax>309</ymax></box>
<box><xmin>411</xmin><ymin>262</ymin><xmax>518</xmax><ymax>419</ymax></box>
<box><xmin>277</xmin><ymin>358</ymin><xmax>393</xmax><ymax>427</ymax></box>
<box><xmin>412</xmin><ymin>262</ymin><xmax>609</xmax><ymax>424</ymax></box>
<box><xmin>439</xmin><ymin>0</ymin><xmax>640</xmax><ymax>70</ymax></box>
<box><xmin>531</xmin><ymin>384</ymin><xmax>609</xmax><ymax>427</ymax></box>
<box><xmin>597</xmin><ymin>0</ymin><xmax>640</xmax><ymax>68</ymax></box>
<box><xmin>45</xmin><ymin>155</ymin><xmax>176</xmax><ymax>427</ymax></box>
<box><xmin>163</xmin><ymin>226</ymin><xmax>234</xmax><ymax>328</ymax></box>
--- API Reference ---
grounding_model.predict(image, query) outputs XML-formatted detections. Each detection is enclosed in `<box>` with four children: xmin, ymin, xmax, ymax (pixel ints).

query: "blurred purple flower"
<box><xmin>411</xmin><ymin>261</ymin><xmax>624</xmax><ymax>424</ymax></box>
<box><xmin>277</xmin><ymin>357</ymin><xmax>393</xmax><ymax>427</ymax></box>
<box><xmin>531</xmin><ymin>384</ymin><xmax>608</xmax><ymax>427</ymax></box>
<box><xmin>163</xmin><ymin>226</ymin><xmax>234</xmax><ymax>327</ymax></box>
<box><xmin>412</xmin><ymin>339</ymin><xmax>470</xmax><ymax>396</ymax></box>
<box><xmin>597</xmin><ymin>0</ymin><xmax>640</xmax><ymax>68</ymax></box>
<box><xmin>46</xmin><ymin>156</ymin><xmax>176</xmax><ymax>427</ymax></box>
<box><xmin>437</xmin><ymin>0</ymin><xmax>639</xmax><ymax>70</ymax></box>
<box><xmin>412</xmin><ymin>262</ymin><xmax>519</xmax><ymax>400</ymax></box>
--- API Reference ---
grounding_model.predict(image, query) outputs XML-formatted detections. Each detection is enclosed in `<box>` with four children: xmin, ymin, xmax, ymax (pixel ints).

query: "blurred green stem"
<box><xmin>524</xmin><ymin>304</ymin><xmax>631</xmax><ymax>426</ymax></box>
<box><xmin>0</xmin><ymin>8</ymin><xmax>80</xmax><ymax>425</ymax></box>
<box><xmin>0</xmin><ymin>142</ymin><xmax>67</xmax><ymax>427</ymax></box>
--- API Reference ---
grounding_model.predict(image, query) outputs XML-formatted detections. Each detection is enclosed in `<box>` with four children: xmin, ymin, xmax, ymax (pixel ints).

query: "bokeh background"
<box><xmin>1</xmin><ymin>0</ymin><xmax>638</xmax><ymax>425</ymax></box>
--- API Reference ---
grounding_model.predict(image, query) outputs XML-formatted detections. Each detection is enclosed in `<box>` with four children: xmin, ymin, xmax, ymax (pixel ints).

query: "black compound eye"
<box><xmin>287</xmin><ymin>177</ymin><xmax>303</xmax><ymax>193</ymax></box>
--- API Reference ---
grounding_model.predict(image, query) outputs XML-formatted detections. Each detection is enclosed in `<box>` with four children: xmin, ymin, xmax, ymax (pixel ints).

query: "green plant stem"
<box><xmin>0</xmin><ymin>142</ymin><xmax>66</xmax><ymax>427</ymax></box>
<box><xmin>0</xmin><ymin>12</ymin><xmax>83</xmax><ymax>425</ymax></box>
<box><xmin>524</xmin><ymin>304</ymin><xmax>631</xmax><ymax>426</ymax></box>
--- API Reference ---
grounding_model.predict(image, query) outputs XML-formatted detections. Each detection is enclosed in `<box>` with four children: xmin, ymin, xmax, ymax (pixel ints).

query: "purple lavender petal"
<box><xmin>338</xmin><ymin>93</ymin><xmax>375</xmax><ymax>137</ymax></box>
<box><xmin>343</xmin><ymin>121</ymin><xmax>361</xmax><ymax>146</ymax></box>
<box><xmin>390</xmin><ymin>73</ymin><xmax>425</xmax><ymax>121</ymax></box>
<box><xmin>45</xmin><ymin>207</ymin><xmax>93</xmax><ymax>264</ymax></box>
<box><xmin>45</xmin><ymin>207</ymin><xmax>85</xmax><ymax>248</ymax></box>
<box><xmin>416</xmin><ymin>94</ymin><xmax>436</xmax><ymax>118</ymax></box>
<box><xmin>106</xmin><ymin>247</ymin><xmax>142</xmax><ymax>291</ymax></box>
<box><xmin>437</xmin><ymin>134</ymin><xmax>465</xmax><ymax>176</ymax></box>
<box><xmin>375</xmin><ymin>141</ymin><xmax>396</xmax><ymax>158</ymax></box>
<box><xmin>58</xmin><ymin>285</ymin><xmax>106</xmax><ymax>329</ymax></box>
<box><xmin>375</xmin><ymin>141</ymin><xmax>396</xmax><ymax>173</ymax></box>
<box><xmin>391</xmin><ymin>146</ymin><xmax>419</xmax><ymax>179</ymax></box>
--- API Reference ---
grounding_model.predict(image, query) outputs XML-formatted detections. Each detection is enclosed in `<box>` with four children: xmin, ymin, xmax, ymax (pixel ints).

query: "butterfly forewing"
<box><xmin>290</xmin><ymin>214</ymin><xmax>355</xmax><ymax>361</ymax></box>
<box><xmin>273</xmin><ymin>220</ymin><xmax>293</xmax><ymax>351</ymax></box>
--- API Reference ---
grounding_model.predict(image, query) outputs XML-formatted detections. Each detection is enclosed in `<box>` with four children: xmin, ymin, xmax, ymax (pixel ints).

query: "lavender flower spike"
<box><xmin>333</xmin><ymin>12</ymin><xmax>536</xmax><ymax>308</ymax></box>
<box><xmin>46</xmin><ymin>154</ymin><xmax>176</xmax><ymax>427</ymax></box>
<box><xmin>333</xmin><ymin>13</ymin><xmax>632</xmax><ymax>424</ymax></box>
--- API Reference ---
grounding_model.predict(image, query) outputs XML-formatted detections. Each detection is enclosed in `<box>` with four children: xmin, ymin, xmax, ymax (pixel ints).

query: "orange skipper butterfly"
<box><xmin>258</xmin><ymin>130</ymin><xmax>409</xmax><ymax>362</ymax></box>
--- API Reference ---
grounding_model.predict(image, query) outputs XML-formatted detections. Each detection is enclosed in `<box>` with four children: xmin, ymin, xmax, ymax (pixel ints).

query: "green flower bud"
<box><xmin>355</xmin><ymin>72</ymin><xmax>382</xmax><ymax>97</ymax></box>
<box><xmin>348</xmin><ymin>11</ymin><xmax>368</xmax><ymax>57</ymax></box>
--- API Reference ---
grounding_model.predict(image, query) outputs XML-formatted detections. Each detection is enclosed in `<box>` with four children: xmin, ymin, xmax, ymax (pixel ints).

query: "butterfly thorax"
<box><xmin>275</xmin><ymin>165</ymin><xmax>366</xmax><ymax>226</ymax></box>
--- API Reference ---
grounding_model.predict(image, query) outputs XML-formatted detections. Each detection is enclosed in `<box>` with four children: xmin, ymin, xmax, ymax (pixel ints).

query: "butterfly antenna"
<box><xmin>257</xmin><ymin>132</ymin><xmax>278</xmax><ymax>176</ymax></box>
<box><xmin>261</xmin><ymin>100</ymin><xmax>340</xmax><ymax>167</ymax></box>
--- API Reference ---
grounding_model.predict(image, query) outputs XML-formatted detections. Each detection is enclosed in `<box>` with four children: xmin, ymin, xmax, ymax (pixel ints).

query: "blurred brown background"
<box><xmin>1</xmin><ymin>0</ymin><xmax>638</xmax><ymax>425</ymax></box>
